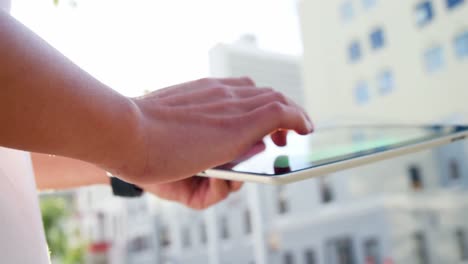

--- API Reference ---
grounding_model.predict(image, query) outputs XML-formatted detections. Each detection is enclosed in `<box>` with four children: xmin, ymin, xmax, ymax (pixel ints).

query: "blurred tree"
<box><xmin>40</xmin><ymin>196</ymin><xmax>85</xmax><ymax>264</ymax></box>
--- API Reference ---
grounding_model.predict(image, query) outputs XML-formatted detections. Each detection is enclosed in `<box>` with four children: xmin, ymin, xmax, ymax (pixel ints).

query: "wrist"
<box><xmin>94</xmin><ymin>96</ymin><xmax>148</xmax><ymax>183</ymax></box>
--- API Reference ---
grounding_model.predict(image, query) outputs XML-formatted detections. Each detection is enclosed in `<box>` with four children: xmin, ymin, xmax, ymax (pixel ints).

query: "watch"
<box><xmin>109</xmin><ymin>175</ymin><xmax>144</xmax><ymax>198</ymax></box>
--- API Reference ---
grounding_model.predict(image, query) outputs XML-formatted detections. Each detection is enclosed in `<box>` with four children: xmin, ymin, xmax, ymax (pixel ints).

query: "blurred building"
<box><xmin>75</xmin><ymin>185</ymin><xmax>159</xmax><ymax>264</ymax></box>
<box><xmin>299</xmin><ymin>0</ymin><xmax>468</xmax><ymax>124</ymax></box>
<box><xmin>209</xmin><ymin>35</ymin><xmax>305</xmax><ymax>106</ymax></box>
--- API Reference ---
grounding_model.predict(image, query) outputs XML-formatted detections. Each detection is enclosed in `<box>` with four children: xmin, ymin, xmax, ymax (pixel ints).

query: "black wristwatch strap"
<box><xmin>110</xmin><ymin>177</ymin><xmax>144</xmax><ymax>198</ymax></box>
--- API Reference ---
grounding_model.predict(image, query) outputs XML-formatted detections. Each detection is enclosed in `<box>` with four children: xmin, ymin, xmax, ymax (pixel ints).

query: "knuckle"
<box><xmin>198</xmin><ymin>77</ymin><xmax>217</xmax><ymax>86</ymax></box>
<box><xmin>211</xmin><ymin>116</ymin><xmax>235</xmax><ymax>130</ymax></box>
<box><xmin>260</xmin><ymin>87</ymin><xmax>274</xmax><ymax>93</ymax></box>
<box><xmin>272</xmin><ymin>91</ymin><xmax>288</xmax><ymax>104</ymax></box>
<box><xmin>241</xmin><ymin>76</ymin><xmax>255</xmax><ymax>85</ymax></box>
<box><xmin>268</xmin><ymin>101</ymin><xmax>286</xmax><ymax>115</ymax></box>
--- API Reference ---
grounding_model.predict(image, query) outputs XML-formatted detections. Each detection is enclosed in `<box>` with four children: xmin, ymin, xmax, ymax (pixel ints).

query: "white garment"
<box><xmin>0</xmin><ymin>149</ymin><xmax>50</xmax><ymax>263</ymax></box>
<box><xmin>1</xmin><ymin>2</ymin><xmax>50</xmax><ymax>263</ymax></box>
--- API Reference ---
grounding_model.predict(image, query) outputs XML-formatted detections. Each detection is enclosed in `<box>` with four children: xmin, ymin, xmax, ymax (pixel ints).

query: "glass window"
<box><xmin>377</xmin><ymin>70</ymin><xmax>395</xmax><ymax>95</ymax></box>
<box><xmin>363</xmin><ymin>0</ymin><xmax>377</xmax><ymax>9</ymax></box>
<box><xmin>304</xmin><ymin>249</ymin><xmax>316</xmax><ymax>264</ymax></box>
<box><xmin>424</xmin><ymin>46</ymin><xmax>445</xmax><ymax>73</ymax></box>
<box><xmin>370</xmin><ymin>28</ymin><xmax>385</xmax><ymax>50</ymax></box>
<box><xmin>454</xmin><ymin>31</ymin><xmax>468</xmax><ymax>59</ymax></box>
<box><xmin>455</xmin><ymin>229</ymin><xmax>468</xmax><ymax>260</ymax></box>
<box><xmin>446</xmin><ymin>0</ymin><xmax>465</xmax><ymax>9</ymax></box>
<box><xmin>340</xmin><ymin>1</ymin><xmax>354</xmax><ymax>22</ymax></box>
<box><xmin>409</xmin><ymin>165</ymin><xmax>424</xmax><ymax>190</ymax></box>
<box><xmin>244</xmin><ymin>209</ymin><xmax>252</xmax><ymax>234</ymax></box>
<box><xmin>415</xmin><ymin>1</ymin><xmax>434</xmax><ymax>27</ymax></box>
<box><xmin>449</xmin><ymin>159</ymin><xmax>461</xmax><ymax>180</ymax></box>
<box><xmin>320</xmin><ymin>177</ymin><xmax>334</xmax><ymax>203</ymax></box>
<box><xmin>277</xmin><ymin>186</ymin><xmax>289</xmax><ymax>214</ymax></box>
<box><xmin>414</xmin><ymin>232</ymin><xmax>430</xmax><ymax>264</ymax></box>
<box><xmin>326</xmin><ymin>237</ymin><xmax>356</xmax><ymax>264</ymax></box>
<box><xmin>128</xmin><ymin>236</ymin><xmax>151</xmax><ymax>253</ymax></box>
<box><xmin>200</xmin><ymin>222</ymin><xmax>207</xmax><ymax>244</ymax></box>
<box><xmin>220</xmin><ymin>216</ymin><xmax>230</xmax><ymax>240</ymax></box>
<box><xmin>348</xmin><ymin>41</ymin><xmax>362</xmax><ymax>62</ymax></box>
<box><xmin>363</xmin><ymin>239</ymin><xmax>382</xmax><ymax>264</ymax></box>
<box><xmin>355</xmin><ymin>81</ymin><xmax>370</xmax><ymax>105</ymax></box>
<box><xmin>284</xmin><ymin>252</ymin><xmax>295</xmax><ymax>264</ymax></box>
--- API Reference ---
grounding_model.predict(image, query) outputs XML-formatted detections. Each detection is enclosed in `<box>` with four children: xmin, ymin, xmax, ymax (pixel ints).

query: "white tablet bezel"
<box><xmin>197</xmin><ymin>128</ymin><xmax>468</xmax><ymax>185</ymax></box>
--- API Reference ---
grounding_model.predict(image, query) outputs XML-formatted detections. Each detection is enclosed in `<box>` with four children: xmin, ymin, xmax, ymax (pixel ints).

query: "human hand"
<box><xmin>106</xmin><ymin>77</ymin><xmax>313</xmax><ymax>187</ymax></box>
<box><xmin>142</xmin><ymin>177</ymin><xmax>243</xmax><ymax>210</ymax></box>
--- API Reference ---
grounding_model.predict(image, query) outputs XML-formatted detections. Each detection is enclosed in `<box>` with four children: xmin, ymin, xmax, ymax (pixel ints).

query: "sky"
<box><xmin>12</xmin><ymin>0</ymin><xmax>303</xmax><ymax>97</ymax></box>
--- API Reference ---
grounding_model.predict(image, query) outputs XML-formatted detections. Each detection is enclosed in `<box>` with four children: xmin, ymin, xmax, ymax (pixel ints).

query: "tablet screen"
<box><xmin>218</xmin><ymin>125</ymin><xmax>468</xmax><ymax>176</ymax></box>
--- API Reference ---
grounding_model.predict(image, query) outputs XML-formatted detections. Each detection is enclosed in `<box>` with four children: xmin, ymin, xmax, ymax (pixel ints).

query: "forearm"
<box><xmin>0</xmin><ymin>11</ymin><xmax>144</xmax><ymax>171</ymax></box>
<box><xmin>31</xmin><ymin>153</ymin><xmax>108</xmax><ymax>190</ymax></box>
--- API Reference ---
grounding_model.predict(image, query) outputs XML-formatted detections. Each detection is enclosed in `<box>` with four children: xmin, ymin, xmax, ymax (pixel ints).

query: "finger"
<box><xmin>271</xmin><ymin>129</ymin><xmax>288</xmax><ymax>146</ymax></box>
<box><xmin>243</xmin><ymin>102</ymin><xmax>313</xmax><ymax>145</ymax></box>
<box><xmin>219</xmin><ymin>77</ymin><xmax>256</xmax><ymax>87</ymax></box>
<box><xmin>204</xmin><ymin>178</ymin><xmax>230</xmax><ymax>206</ymax></box>
<box><xmin>235</xmin><ymin>91</ymin><xmax>314</xmax><ymax>131</ymax></box>
<box><xmin>229</xmin><ymin>180</ymin><xmax>244</xmax><ymax>192</ymax></box>
<box><xmin>231</xmin><ymin>86</ymin><xmax>273</xmax><ymax>98</ymax></box>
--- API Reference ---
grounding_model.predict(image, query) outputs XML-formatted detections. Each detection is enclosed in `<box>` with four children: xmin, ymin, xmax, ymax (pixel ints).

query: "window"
<box><xmin>449</xmin><ymin>159</ymin><xmax>461</xmax><ymax>180</ymax></box>
<box><xmin>340</xmin><ymin>1</ymin><xmax>354</xmax><ymax>22</ymax></box>
<box><xmin>355</xmin><ymin>81</ymin><xmax>370</xmax><ymax>105</ymax></box>
<box><xmin>377</xmin><ymin>70</ymin><xmax>395</xmax><ymax>95</ymax></box>
<box><xmin>182</xmin><ymin>227</ymin><xmax>191</xmax><ymax>248</ymax></box>
<box><xmin>284</xmin><ymin>252</ymin><xmax>295</xmax><ymax>264</ymax></box>
<box><xmin>454</xmin><ymin>31</ymin><xmax>468</xmax><ymax>59</ymax></box>
<box><xmin>363</xmin><ymin>239</ymin><xmax>382</xmax><ymax>264</ymax></box>
<box><xmin>455</xmin><ymin>229</ymin><xmax>468</xmax><ymax>260</ymax></box>
<box><xmin>320</xmin><ymin>177</ymin><xmax>334</xmax><ymax>203</ymax></box>
<box><xmin>348</xmin><ymin>41</ymin><xmax>362</xmax><ymax>62</ymax></box>
<box><xmin>415</xmin><ymin>1</ymin><xmax>434</xmax><ymax>27</ymax></box>
<box><xmin>304</xmin><ymin>249</ymin><xmax>316</xmax><ymax>264</ymax></box>
<box><xmin>244</xmin><ymin>209</ymin><xmax>252</xmax><ymax>234</ymax></box>
<box><xmin>200</xmin><ymin>222</ymin><xmax>207</xmax><ymax>244</ymax></box>
<box><xmin>128</xmin><ymin>236</ymin><xmax>151</xmax><ymax>253</ymax></box>
<box><xmin>408</xmin><ymin>165</ymin><xmax>424</xmax><ymax>190</ymax></box>
<box><xmin>363</xmin><ymin>0</ymin><xmax>377</xmax><ymax>9</ymax></box>
<box><xmin>277</xmin><ymin>186</ymin><xmax>289</xmax><ymax>214</ymax></box>
<box><xmin>446</xmin><ymin>0</ymin><xmax>465</xmax><ymax>9</ymax></box>
<box><xmin>370</xmin><ymin>28</ymin><xmax>385</xmax><ymax>50</ymax></box>
<box><xmin>326</xmin><ymin>237</ymin><xmax>356</xmax><ymax>264</ymax></box>
<box><xmin>220</xmin><ymin>216</ymin><xmax>230</xmax><ymax>240</ymax></box>
<box><xmin>414</xmin><ymin>232</ymin><xmax>430</xmax><ymax>264</ymax></box>
<box><xmin>160</xmin><ymin>226</ymin><xmax>171</xmax><ymax>247</ymax></box>
<box><xmin>424</xmin><ymin>46</ymin><xmax>445</xmax><ymax>73</ymax></box>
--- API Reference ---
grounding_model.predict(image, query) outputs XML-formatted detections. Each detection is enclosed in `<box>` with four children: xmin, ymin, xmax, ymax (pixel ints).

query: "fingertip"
<box><xmin>271</xmin><ymin>130</ymin><xmax>288</xmax><ymax>146</ymax></box>
<box><xmin>230</xmin><ymin>181</ymin><xmax>244</xmax><ymax>192</ymax></box>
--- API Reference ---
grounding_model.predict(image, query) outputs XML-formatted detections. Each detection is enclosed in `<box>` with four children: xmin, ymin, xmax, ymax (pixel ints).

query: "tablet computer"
<box><xmin>197</xmin><ymin>125</ymin><xmax>468</xmax><ymax>185</ymax></box>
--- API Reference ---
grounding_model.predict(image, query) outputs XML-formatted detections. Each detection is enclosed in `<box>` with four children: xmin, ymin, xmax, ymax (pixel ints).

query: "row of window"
<box><xmin>348</xmin><ymin>28</ymin><xmax>386</xmax><ymax>63</ymax></box>
<box><xmin>277</xmin><ymin>177</ymin><xmax>334</xmax><ymax>215</ymax></box>
<box><xmin>409</xmin><ymin>158</ymin><xmax>462</xmax><ymax>191</ymax></box>
<box><xmin>416</xmin><ymin>0</ymin><xmax>465</xmax><ymax>28</ymax></box>
<box><xmin>282</xmin><ymin>236</ymin><xmax>381</xmax><ymax>264</ymax></box>
<box><xmin>161</xmin><ymin>159</ymin><xmax>464</xmax><ymax>249</ymax></box>
<box><xmin>281</xmin><ymin>229</ymin><xmax>468</xmax><ymax>264</ymax></box>
<box><xmin>340</xmin><ymin>0</ymin><xmax>378</xmax><ymax>23</ymax></box>
<box><xmin>424</xmin><ymin>31</ymin><xmax>468</xmax><ymax>73</ymax></box>
<box><xmin>342</xmin><ymin>0</ymin><xmax>465</xmax><ymax>25</ymax></box>
<box><xmin>171</xmin><ymin>209</ymin><xmax>254</xmax><ymax>249</ymax></box>
<box><xmin>353</xmin><ymin>70</ymin><xmax>395</xmax><ymax>105</ymax></box>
